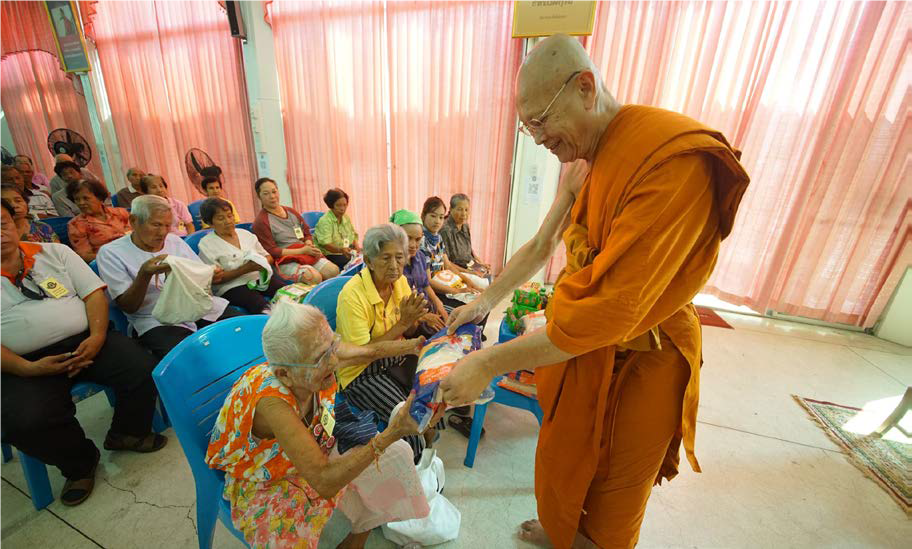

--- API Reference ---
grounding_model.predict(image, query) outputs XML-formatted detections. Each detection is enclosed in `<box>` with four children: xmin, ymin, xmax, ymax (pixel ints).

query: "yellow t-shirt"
<box><xmin>201</xmin><ymin>198</ymin><xmax>241</xmax><ymax>228</ymax></box>
<box><xmin>336</xmin><ymin>271</ymin><xmax>412</xmax><ymax>388</ymax></box>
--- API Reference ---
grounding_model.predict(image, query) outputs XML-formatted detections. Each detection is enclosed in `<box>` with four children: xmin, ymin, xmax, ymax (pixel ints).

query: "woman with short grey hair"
<box><xmin>336</xmin><ymin>223</ymin><xmax>441</xmax><ymax>462</ymax></box>
<box><xmin>440</xmin><ymin>193</ymin><xmax>491</xmax><ymax>275</ymax></box>
<box><xmin>206</xmin><ymin>301</ymin><xmax>434</xmax><ymax>548</ymax></box>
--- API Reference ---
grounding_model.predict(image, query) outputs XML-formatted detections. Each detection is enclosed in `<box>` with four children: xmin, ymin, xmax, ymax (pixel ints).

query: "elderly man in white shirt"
<box><xmin>96</xmin><ymin>195</ymin><xmax>243</xmax><ymax>359</ymax></box>
<box><xmin>0</xmin><ymin>199</ymin><xmax>166</xmax><ymax>507</ymax></box>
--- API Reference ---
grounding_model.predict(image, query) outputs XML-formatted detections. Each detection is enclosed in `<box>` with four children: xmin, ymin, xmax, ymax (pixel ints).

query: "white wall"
<box><xmin>238</xmin><ymin>0</ymin><xmax>292</xmax><ymax>206</ymax></box>
<box><xmin>875</xmin><ymin>267</ymin><xmax>912</xmax><ymax>346</ymax></box>
<box><xmin>503</xmin><ymin>132</ymin><xmax>562</xmax><ymax>280</ymax></box>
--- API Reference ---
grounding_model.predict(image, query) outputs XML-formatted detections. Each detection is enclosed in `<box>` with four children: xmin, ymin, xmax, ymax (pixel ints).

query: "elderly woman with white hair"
<box><xmin>336</xmin><ymin>224</ymin><xmax>436</xmax><ymax>462</ymax></box>
<box><xmin>206</xmin><ymin>301</ymin><xmax>435</xmax><ymax>549</ymax></box>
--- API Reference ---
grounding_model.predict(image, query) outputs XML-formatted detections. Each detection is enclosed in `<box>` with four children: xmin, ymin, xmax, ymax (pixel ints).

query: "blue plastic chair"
<box><xmin>340</xmin><ymin>262</ymin><xmax>364</xmax><ymax>277</ymax></box>
<box><xmin>463</xmin><ymin>319</ymin><xmax>543</xmax><ymax>468</ymax></box>
<box><xmin>110</xmin><ymin>194</ymin><xmax>119</xmax><ymax>208</ymax></box>
<box><xmin>88</xmin><ymin>260</ymin><xmax>131</xmax><ymax>336</ymax></box>
<box><xmin>188</xmin><ymin>200</ymin><xmax>205</xmax><ymax>231</ymax></box>
<box><xmin>235</xmin><ymin>222</ymin><xmax>253</xmax><ymax>232</ymax></box>
<box><xmin>301</xmin><ymin>276</ymin><xmax>352</xmax><ymax>331</ymax></box>
<box><xmin>43</xmin><ymin>216</ymin><xmax>72</xmax><ymax>247</ymax></box>
<box><xmin>184</xmin><ymin>229</ymin><xmax>213</xmax><ymax>255</ymax></box>
<box><xmin>153</xmin><ymin>315</ymin><xmax>267</xmax><ymax>549</ymax></box>
<box><xmin>1</xmin><ymin>382</ymin><xmax>169</xmax><ymax>510</ymax></box>
<box><xmin>302</xmin><ymin>211</ymin><xmax>324</xmax><ymax>231</ymax></box>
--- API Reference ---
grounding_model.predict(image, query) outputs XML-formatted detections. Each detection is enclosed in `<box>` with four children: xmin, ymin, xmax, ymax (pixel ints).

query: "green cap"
<box><xmin>389</xmin><ymin>209</ymin><xmax>422</xmax><ymax>226</ymax></box>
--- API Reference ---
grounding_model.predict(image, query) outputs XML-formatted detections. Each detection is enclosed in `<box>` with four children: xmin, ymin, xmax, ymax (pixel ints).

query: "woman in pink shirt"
<box><xmin>66</xmin><ymin>179</ymin><xmax>132</xmax><ymax>262</ymax></box>
<box><xmin>140</xmin><ymin>175</ymin><xmax>194</xmax><ymax>236</ymax></box>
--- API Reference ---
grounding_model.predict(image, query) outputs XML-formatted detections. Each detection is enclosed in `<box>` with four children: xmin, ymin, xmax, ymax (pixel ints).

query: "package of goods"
<box><xmin>410</xmin><ymin>324</ymin><xmax>494</xmax><ymax>431</ymax></box>
<box><xmin>497</xmin><ymin>369</ymin><xmax>537</xmax><ymax>397</ymax></box>
<box><xmin>343</xmin><ymin>253</ymin><xmax>363</xmax><ymax>272</ymax></box>
<box><xmin>513</xmin><ymin>282</ymin><xmax>543</xmax><ymax>309</ymax></box>
<box><xmin>432</xmin><ymin>270</ymin><xmax>466</xmax><ymax>290</ymax></box>
<box><xmin>517</xmin><ymin>309</ymin><xmax>547</xmax><ymax>335</ymax></box>
<box><xmin>505</xmin><ymin>303</ymin><xmax>538</xmax><ymax>333</ymax></box>
<box><xmin>270</xmin><ymin>282</ymin><xmax>315</xmax><ymax>305</ymax></box>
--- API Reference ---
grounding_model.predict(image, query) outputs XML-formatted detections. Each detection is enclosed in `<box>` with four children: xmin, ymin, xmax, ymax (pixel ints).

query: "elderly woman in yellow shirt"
<box><xmin>314</xmin><ymin>188</ymin><xmax>360</xmax><ymax>270</ymax></box>
<box><xmin>336</xmin><ymin>223</ymin><xmax>437</xmax><ymax>463</ymax></box>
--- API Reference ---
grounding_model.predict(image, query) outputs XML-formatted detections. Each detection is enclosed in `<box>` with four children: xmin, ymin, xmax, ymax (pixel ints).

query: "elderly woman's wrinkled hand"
<box><xmin>420</xmin><ymin>312</ymin><xmax>446</xmax><ymax>332</ymax></box>
<box><xmin>398</xmin><ymin>293</ymin><xmax>429</xmax><ymax>326</ymax></box>
<box><xmin>387</xmin><ymin>391</ymin><xmax>422</xmax><ymax>437</ymax></box>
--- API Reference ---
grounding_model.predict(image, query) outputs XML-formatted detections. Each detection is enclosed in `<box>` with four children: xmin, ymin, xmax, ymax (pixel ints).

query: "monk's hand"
<box><xmin>440</xmin><ymin>352</ymin><xmax>493</xmax><ymax>407</ymax></box>
<box><xmin>561</xmin><ymin>159</ymin><xmax>590</xmax><ymax>198</ymax></box>
<box><xmin>446</xmin><ymin>299</ymin><xmax>490</xmax><ymax>335</ymax></box>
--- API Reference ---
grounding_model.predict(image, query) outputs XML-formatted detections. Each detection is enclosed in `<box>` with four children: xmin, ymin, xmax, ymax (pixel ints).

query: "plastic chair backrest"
<box><xmin>302</xmin><ymin>276</ymin><xmax>352</xmax><ymax>331</ymax></box>
<box><xmin>44</xmin><ymin>216</ymin><xmax>72</xmax><ymax>246</ymax></box>
<box><xmin>302</xmin><ymin>211</ymin><xmax>324</xmax><ymax>231</ymax></box>
<box><xmin>188</xmin><ymin>200</ymin><xmax>205</xmax><ymax>231</ymax></box>
<box><xmin>235</xmin><ymin>222</ymin><xmax>253</xmax><ymax>232</ymax></box>
<box><xmin>184</xmin><ymin>229</ymin><xmax>213</xmax><ymax>255</ymax></box>
<box><xmin>152</xmin><ymin>315</ymin><xmax>267</xmax><ymax>474</ymax></box>
<box><xmin>110</xmin><ymin>194</ymin><xmax>119</xmax><ymax>208</ymax></box>
<box><xmin>88</xmin><ymin>260</ymin><xmax>131</xmax><ymax>336</ymax></box>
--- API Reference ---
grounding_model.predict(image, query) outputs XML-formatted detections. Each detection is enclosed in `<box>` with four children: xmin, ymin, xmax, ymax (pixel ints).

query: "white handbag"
<box><xmin>151</xmin><ymin>255</ymin><xmax>215</xmax><ymax>324</ymax></box>
<box><xmin>381</xmin><ymin>448</ymin><xmax>461</xmax><ymax>546</ymax></box>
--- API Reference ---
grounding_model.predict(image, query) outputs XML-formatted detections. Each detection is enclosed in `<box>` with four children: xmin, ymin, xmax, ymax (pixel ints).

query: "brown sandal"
<box><xmin>103</xmin><ymin>432</ymin><xmax>168</xmax><ymax>453</ymax></box>
<box><xmin>61</xmin><ymin>449</ymin><xmax>99</xmax><ymax>506</ymax></box>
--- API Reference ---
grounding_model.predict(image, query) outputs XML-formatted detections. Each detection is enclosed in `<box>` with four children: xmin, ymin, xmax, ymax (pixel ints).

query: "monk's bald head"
<box><xmin>517</xmin><ymin>34</ymin><xmax>599</xmax><ymax>111</ymax></box>
<box><xmin>515</xmin><ymin>34</ymin><xmax>619</xmax><ymax>162</ymax></box>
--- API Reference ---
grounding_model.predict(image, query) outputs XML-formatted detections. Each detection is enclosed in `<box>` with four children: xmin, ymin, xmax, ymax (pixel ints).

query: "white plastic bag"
<box><xmin>382</xmin><ymin>448</ymin><xmax>460</xmax><ymax>546</ymax></box>
<box><xmin>152</xmin><ymin>255</ymin><xmax>214</xmax><ymax>324</ymax></box>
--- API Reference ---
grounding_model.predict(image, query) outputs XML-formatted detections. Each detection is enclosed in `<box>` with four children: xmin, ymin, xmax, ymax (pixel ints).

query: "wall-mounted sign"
<box><xmin>512</xmin><ymin>1</ymin><xmax>596</xmax><ymax>38</ymax></box>
<box><xmin>44</xmin><ymin>1</ymin><xmax>91</xmax><ymax>73</ymax></box>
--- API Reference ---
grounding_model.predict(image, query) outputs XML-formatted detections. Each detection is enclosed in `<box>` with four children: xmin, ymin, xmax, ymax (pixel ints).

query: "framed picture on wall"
<box><xmin>512</xmin><ymin>1</ymin><xmax>596</xmax><ymax>38</ymax></box>
<box><xmin>44</xmin><ymin>0</ymin><xmax>91</xmax><ymax>73</ymax></box>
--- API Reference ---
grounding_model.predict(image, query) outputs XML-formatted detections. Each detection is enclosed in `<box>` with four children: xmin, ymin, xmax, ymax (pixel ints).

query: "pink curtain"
<box><xmin>546</xmin><ymin>1</ymin><xmax>910</xmax><ymax>328</ymax></box>
<box><xmin>267</xmin><ymin>1</ymin><xmax>391</xmax><ymax>228</ymax></box>
<box><xmin>267</xmin><ymin>1</ymin><xmax>522</xmax><ymax>267</ymax></box>
<box><xmin>386</xmin><ymin>1</ymin><xmax>522</xmax><ymax>269</ymax></box>
<box><xmin>87</xmin><ymin>1</ymin><xmax>257</xmax><ymax>220</ymax></box>
<box><xmin>1</xmin><ymin>50</ymin><xmax>102</xmax><ymax>182</ymax></box>
<box><xmin>1</xmin><ymin>1</ymin><xmax>58</xmax><ymax>60</ymax></box>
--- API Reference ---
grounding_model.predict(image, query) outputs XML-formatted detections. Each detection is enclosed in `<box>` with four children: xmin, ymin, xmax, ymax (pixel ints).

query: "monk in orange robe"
<box><xmin>441</xmin><ymin>34</ymin><xmax>750</xmax><ymax>548</ymax></box>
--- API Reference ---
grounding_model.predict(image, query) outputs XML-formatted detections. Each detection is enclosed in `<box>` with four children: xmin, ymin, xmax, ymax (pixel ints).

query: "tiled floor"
<box><xmin>3</xmin><ymin>307</ymin><xmax>910</xmax><ymax>548</ymax></box>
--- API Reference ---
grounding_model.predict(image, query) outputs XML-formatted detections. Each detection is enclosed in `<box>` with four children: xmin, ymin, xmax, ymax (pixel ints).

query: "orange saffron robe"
<box><xmin>538</xmin><ymin>106</ymin><xmax>750</xmax><ymax>547</ymax></box>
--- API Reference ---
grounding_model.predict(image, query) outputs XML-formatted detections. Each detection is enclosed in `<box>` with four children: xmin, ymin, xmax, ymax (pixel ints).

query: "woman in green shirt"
<box><xmin>313</xmin><ymin>188</ymin><xmax>361</xmax><ymax>270</ymax></box>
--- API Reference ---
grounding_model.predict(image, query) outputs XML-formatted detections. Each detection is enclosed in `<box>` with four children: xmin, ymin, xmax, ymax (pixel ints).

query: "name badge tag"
<box><xmin>342</xmin><ymin>238</ymin><xmax>351</xmax><ymax>248</ymax></box>
<box><xmin>294</xmin><ymin>226</ymin><xmax>305</xmax><ymax>240</ymax></box>
<box><xmin>39</xmin><ymin>277</ymin><xmax>69</xmax><ymax>298</ymax></box>
<box><xmin>320</xmin><ymin>406</ymin><xmax>336</xmax><ymax>437</ymax></box>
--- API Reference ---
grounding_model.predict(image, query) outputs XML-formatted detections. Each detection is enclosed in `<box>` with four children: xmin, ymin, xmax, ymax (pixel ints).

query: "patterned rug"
<box><xmin>794</xmin><ymin>396</ymin><xmax>911</xmax><ymax>515</ymax></box>
<box><xmin>696</xmin><ymin>306</ymin><xmax>733</xmax><ymax>329</ymax></box>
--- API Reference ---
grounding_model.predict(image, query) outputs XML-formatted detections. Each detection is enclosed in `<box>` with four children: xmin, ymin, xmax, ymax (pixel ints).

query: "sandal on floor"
<box><xmin>61</xmin><ymin>448</ymin><xmax>100</xmax><ymax>506</ymax></box>
<box><xmin>448</xmin><ymin>414</ymin><xmax>484</xmax><ymax>439</ymax></box>
<box><xmin>104</xmin><ymin>432</ymin><xmax>168</xmax><ymax>453</ymax></box>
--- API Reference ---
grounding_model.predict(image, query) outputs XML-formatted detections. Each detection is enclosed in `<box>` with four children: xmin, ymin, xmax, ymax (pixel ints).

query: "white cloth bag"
<box><xmin>381</xmin><ymin>448</ymin><xmax>461</xmax><ymax>546</ymax></box>
<box><xmin>152</xmin><ymin>255</ymin><xmax>215</xmax><ymax>324</ymax></box>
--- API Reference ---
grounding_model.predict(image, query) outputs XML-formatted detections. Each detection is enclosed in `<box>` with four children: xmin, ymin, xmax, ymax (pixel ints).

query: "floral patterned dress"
<box><xmin>23</xmin><ymin>221</ymin><xmax>60</xmax><ymax>244</ymax></box>
<box><xmin>206</xmin><ymin>363</ymin><xmax>339</xmax><ymax>549</ymax></box>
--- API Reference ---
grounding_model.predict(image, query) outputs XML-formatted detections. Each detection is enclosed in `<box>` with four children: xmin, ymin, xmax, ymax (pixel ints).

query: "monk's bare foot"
<box><xmin>518</xmin><ymin>519</ymin><xmax>550</xmax><ymax>547</ymax></box>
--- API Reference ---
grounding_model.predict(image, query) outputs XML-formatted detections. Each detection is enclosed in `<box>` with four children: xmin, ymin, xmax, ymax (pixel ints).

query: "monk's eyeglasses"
<box><xmin>518</xmin><ymin>70</ymin><xmax>582</xmax><ymax>137</ymax></box>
